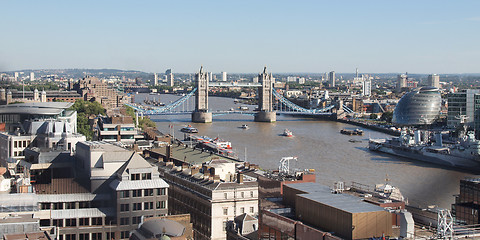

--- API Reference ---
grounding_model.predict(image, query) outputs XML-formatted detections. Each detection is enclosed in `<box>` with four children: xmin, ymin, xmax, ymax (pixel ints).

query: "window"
<box><xmin>120</xmin><ymin>204</ymin><xmax>130</xmax><ymax>212</ymax></box>
<box><xmin>144</xmin><ymin>189</ymin><xmax>153</xmax><ymax>196</ymax></box>
<box><xmin>241</xmin><ymin>192</ymin><xmax>245</xmax><ymax>198</ymax></box>
<box><xmin>250</xmin><ymin>207</ymin><xmax>254</xmax><ymax>213</ymax></box>
<box><xmin>157</xmin><ymin>188</ymin><xmax>166</xmax><ymax>195</ymax></box>
<box><xmin>92</xmin><ymin>233</ymin><xmax>102</xmax><ymax>240</ymax></box>
<box><xmin>79</xmin><ymin>233</ymin><xmax>88</xmax><ymax>240</ymax></box>
<box><xmin>250</xmin><ymin>191</ymin><xmax>254</xmax><ymax>197</ymax></box>
<box><xmin>224</xmin><ymin>193</ymin><xmax>228</xmax><ymax>199</ymax></box>
<box><xmin>133</xmin><ymin>203</ymin><xmax>142</xmax><ymax>211</ymax></box>
<box><xmin>120</xmin><ymin>190</ymin><xmax>130</xmax><ymax>198</ymax></box>
<box><xmin>41</xmin><ymin>203</ymin><xmax>51</xmax><ymax>210</ymax></box>
<box><xmin>131</xmin><ymin>173</ymin><xmax>140</xmax><ymax>180</ymax></box>
<box><xmin>241</xmin><ymin>207</ymin><xmax>245</xmax><ymax>214</ymax></box>
<box><xmin>14</xmin><ymin>141</ymin><xmax>17</xmax><ymax>148</ymax></box>
<box><xmin>106</xmin><ymin>232</ymin><xmax>115</xmax><ymax>240</ymax></box>
<box><xmin>142</xmin><ymin>173</ymin><xmax>151</xmax><ymax>180</ymax></box>
<box><xmin>144</xmin><ymin>202</ymin><xmax>153</xmax><ymax>210</ymax></box>
<box><xmin>120</xmin><ymin>217</ymin><xmax>130</xmax><ymax>225</ymax></box>
<box><xmin>65</xmin><ymin>202</ymin><xmax>75</xmax><ymax>209</ymax></box>
<box><xmin>223</xmin><ymin>208</ymin><xmax>228</xmax><ymax>215</ymax></box>
<box><xmin>91</xmin><ymin>217</ymin><xmax>102</xmax><ymax>226</ymax></box>
<box><xmin>79</xmin><ymin>201</ymin><xmax>90</xmax><ymax>208</ymax></box>
<box><xmin>223</xmin><ymin>221</ymin><xmax>227</xmax><ymax>231</ymax></box>
<box><xmin>132</xmin><ymin>189</ymin><xmax>142</xmax><ymax>197</ymax></box>
<box><xmin>121</xmin><ymin>231</ymin><xmax>130</xmax><ymax>239</ymax></box>
<box><xmin>53</xmin><ymin>219</ymin><xmax>63</xmax><ymax>227</ymax></box>
<box><xmin>53</xmin><ymin>202</ymin><xmax>63</xmax><ymax>210</ymax></box>
<box><xmin>132</xmin><ymin>216</ymin><xmax>142</xmax><ymax>224</ymax></box>
<box><xmin>65</xmin><ymin>219</ymin><xmax>76</xmax><ymax>227</ymax></box>
<box><xmin>79</xmin><ymin>218</ymin><xmax>89</xmax><ymax>226</ymax></box>
<box><xmin>156</xmin><ymin>201</ymin><xmax>166</xmax><ymax>209</ymax></box>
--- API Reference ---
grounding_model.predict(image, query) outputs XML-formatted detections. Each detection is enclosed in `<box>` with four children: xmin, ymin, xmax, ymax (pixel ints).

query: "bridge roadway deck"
<box><xmin>142</xmin><ymin>110</ymin><xmax>334</xmax><ymax>116</ymax></box>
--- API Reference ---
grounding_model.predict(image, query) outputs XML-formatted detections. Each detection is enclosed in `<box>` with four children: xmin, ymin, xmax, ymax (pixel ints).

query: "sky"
<box><xmin>1</xmin><ymin>1</ymin><xmax>480</xmax><ymax>74</ymax></box>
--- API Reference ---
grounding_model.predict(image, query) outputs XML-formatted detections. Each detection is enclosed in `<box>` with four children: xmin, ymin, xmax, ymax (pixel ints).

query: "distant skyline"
<box><xmin>1</xmin><ymin>1</ymin><xmax>480</xmax><ymax>74</ymax></box>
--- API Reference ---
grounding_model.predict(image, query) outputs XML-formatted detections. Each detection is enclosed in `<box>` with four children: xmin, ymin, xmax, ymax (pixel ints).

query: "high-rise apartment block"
<box><xmin>362</xmin><ymin>77</ymin><xmax>372</xmax><ymax>97</ymax></box>
<box><xmin>329</xmin><ymin>71</ymin><xmax>335</xmax><ymax>87</ymax></box>
<box><xmin>153</xmin><ymin>73</ymin><xmax>158</xmax><ymax>86</ymax></box>
<box><xmin>165</xmin><ymin>69</ymin><xmax>174</xmax><ymax>87</ymax></box>
<box><xmin>427</xmin><ymin>74</ymin><xmax>440</xmax><ymax>88</ymax></box>
<box><xmin>396</xmin><ymin>74</ymin><xmax>408</xmax><ymax>93</ymax></box>
<box><xmin>30</xmin><ymin>72</ymin><xmax>35</xmax><ymax>81</ymax></box>
<box><xmin>221</xmin><ymin>72</ymin><xmax>227</xmax><ymax>82</ymax></box>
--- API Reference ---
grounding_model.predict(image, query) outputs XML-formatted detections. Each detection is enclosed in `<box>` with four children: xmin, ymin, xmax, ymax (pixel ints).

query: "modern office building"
<box><xmin>447</xmin><ymin>89</ymin><xmax>480</xmax><ymax>131</ymax></box>
<box><xmin>329</xmin><ymin>71</ymin><xmax>335</xmax><ymax>87</ymax></box>
<box><xmin>452</xmin><ymin>177</ymin><xmax>480</xmax><ymax>225</ymax></box>
<box><xmin>30</xmin><ymin>72</ymin><xmax>35</xmax><ymax>81</ymax></box>
<box><xmin>427</xmin><ymin>74</ymin><xmax>440</xmax><ymax>88</ymax></box>
<box><xmin>392</xmin><ymin>87</ymin><xmax>442</xmax><ymax>126</ymax></box>
<box><xmin>0</xmin><ymin>140</ymin><xmax>171</xmax><ymax>240</ymax></box>
<box><xmin>396</xmin><ymin>74</ymin><xmax>408</xmax><ymax>93</ymax></box>
<box><xmin>0</xmin><ymin>102</ymin><xmax>85</xmax><ymax>167</ymax></box>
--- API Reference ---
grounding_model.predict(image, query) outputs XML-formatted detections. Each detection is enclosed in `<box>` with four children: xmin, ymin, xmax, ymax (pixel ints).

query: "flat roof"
<box><xmin>0</xmin><ymin>102</ymin><xmax>73</xmax><ymax>115</ymax></box>
<box><xmin>286</xmin><ymin>182</ymin><xmax>386</xmax><ymax>213</ymax></box>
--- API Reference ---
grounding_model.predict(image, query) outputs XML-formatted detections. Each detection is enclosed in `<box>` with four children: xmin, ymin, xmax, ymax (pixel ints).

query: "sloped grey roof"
<box><xmin>110</xmin><ymin>178</ymin><xmax>169</xmax><ymax>191</ymax></box>
<box><xmin>50</xmin><ymin>207</ymin><xmax>114</xmax><ymax>219</ymax></box>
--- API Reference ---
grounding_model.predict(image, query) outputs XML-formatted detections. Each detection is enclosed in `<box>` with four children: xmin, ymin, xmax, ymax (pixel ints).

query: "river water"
<box><xmin>136</xmin><ymin>93</ymin><xmax>472</xmax><ymax>209</ymax></box>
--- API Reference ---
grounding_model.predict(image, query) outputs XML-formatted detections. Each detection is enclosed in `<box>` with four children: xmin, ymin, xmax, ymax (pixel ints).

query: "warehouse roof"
<box><xmin>286</xmin><ymin>182</ymin><xmax>386</xmax><ymax>213</ymax></box>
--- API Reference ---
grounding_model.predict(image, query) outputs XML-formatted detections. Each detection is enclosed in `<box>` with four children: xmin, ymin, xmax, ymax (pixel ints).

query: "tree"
<box><xmin>381</xmin><ymin>111</ymin><xmax>393</xmax><ymax>123</ymax></box>
<box><xmin>370</xmin><ymin>113</ymin><xmax>378</xmax><ymax>119</ymax></box>
<box><xmin>69</xmin><ymin>100</ymin><xmax>105</xmax><ymax>140</ymax></box>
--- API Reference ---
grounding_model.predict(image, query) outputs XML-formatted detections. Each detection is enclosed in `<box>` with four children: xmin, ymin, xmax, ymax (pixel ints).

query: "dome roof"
<box><xmin>34</xmin><ymin>89</ymin><xmax>39</xmax><ymax>92</ymax></box>
<box><xmin>392</xmin><ymin>88</ymin><xmax>441</xmax><ymax>126</ymax></box>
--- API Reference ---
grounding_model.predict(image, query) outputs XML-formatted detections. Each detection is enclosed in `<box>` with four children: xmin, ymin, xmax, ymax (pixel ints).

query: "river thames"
<box><xmin>137</xmin><ymin>93</ymin><xmax>472</xmax><ymax>209</ymax></box>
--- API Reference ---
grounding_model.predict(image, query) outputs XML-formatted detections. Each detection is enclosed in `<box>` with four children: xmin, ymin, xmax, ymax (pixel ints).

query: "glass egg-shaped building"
<box><xmin>392</xmin><ymin>86</ymin><xmax>441</xmax><ymax>126</ymax></box>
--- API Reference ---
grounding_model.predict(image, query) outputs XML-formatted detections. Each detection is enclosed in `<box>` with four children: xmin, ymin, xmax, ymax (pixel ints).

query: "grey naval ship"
<box><xmin>369</xmin><ymin>130</ymin><xmax>480</xmax><ymax>171</ymax></box>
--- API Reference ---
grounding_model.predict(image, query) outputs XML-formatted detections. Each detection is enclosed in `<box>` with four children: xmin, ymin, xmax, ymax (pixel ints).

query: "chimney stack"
<box><xmin>237</xmin><ymin>172</ymin><xmax>244</xmax><ymax>184</ymax></box>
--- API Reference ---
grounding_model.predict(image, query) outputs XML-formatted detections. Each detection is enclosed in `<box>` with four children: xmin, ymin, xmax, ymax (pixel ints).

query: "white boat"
<box><xmin>283</xmin><ymin>129</ymin><xmax>293</xmax><ymax>137</ymax></box>
<box><xmin>180</xmin><ymin>125</ymin><xmax>198</xmax><ymax>133</ymax></box>
<box><xmin>240</xmin><ymin>124</ymin><xmax>249</xmax><ymax>129</ymax></box>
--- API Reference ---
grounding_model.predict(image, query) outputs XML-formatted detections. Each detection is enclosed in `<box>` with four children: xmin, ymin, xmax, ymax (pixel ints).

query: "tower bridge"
<box><xmin>126</xmin><ymin>66</ymin><xmax>349</xmax><ymax>123</ymax></box>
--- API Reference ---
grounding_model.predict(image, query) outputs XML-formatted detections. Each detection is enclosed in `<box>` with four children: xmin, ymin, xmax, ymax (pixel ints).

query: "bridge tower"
<box><xmin>254</xmin><ymin>66</ymin><xmax>276</xmax><ymax>122</ymax></box>
<box><xmin>192</xmin><ymin>66</ymin><xmax>212</xmax><ymax>123</ymax></box>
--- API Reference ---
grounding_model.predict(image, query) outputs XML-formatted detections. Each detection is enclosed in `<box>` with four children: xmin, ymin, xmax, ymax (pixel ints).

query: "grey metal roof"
<box><xmin>0</xmin><ymin>102</ymin><xmax>73</xmax><ymax>115</ymax></box>
<box><xmin>286</xmin><ymin>182</ymin><xmax>385</xmax><ymax>213</ymax></box>
<box><xmin>37</xmin><ymin>193</ymin><xmax>110</xmax><ymax>203</ymax></box>
<box><xmin>110</xmin><ymin>178</ymin><xmax>169</xmax><ymax>191</ymax></box>
<box><xmin>50</xmin><ymin>208</ymin><xmax>114</xmax><ymax>219</ymax></box>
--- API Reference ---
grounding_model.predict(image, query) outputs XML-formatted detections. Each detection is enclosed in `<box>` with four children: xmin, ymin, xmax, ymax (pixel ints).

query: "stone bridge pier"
<box><xmin>192</xmin><ymin>66</ymin><xmax>212</xmax><ymax>123</ymax></box>
<box><xmin>254</xmin><ymin>67</ymin><xmax>276</xmax><ymax>122</ymax></box>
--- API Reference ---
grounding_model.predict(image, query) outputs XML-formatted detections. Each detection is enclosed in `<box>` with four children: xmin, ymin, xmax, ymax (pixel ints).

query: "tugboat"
<box><xmin>283</xmin><ymin>129</ymin><xmax>293</xmax><ymax>137</ymax></box>
<box><xmin>180</xmin><ymin>125</ymin><xmax>198</xmax><ymax>133</ymax></box>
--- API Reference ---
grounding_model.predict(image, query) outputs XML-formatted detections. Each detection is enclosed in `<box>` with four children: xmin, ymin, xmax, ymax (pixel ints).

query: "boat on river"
<box><xmin>340</xmin><ymin>129</ymin><xmax>363</xmax><ymax>136</ymax></box>
<box><xmin>180</xmin><ymin>125</ymin><xmax>198</xmax><ymax>133</ymax></box>
<box><xmin>240</xmin><ymin>124</ymin><xmax>249</xmax><ymax>129</ymax></box>
<box><xmin>369</xmin><ymin>130</ymin><xmax>480</xmax><ymax>170</ymax></box>
<box><xmin>283</xmin><ymin>129</ymin><xmax>293</xmax><ymax>137</ymax></box>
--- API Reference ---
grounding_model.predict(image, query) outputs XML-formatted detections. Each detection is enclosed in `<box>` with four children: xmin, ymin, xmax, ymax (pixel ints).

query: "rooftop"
<box><xmin>287</xmin><ymin>182</ymin><xmax>386</xmax><ymax>213</ymax></box>
<box><xmin>0</xmin><ymin>102</ymin><xmax>73</xmax><ymax>115</ymax></box>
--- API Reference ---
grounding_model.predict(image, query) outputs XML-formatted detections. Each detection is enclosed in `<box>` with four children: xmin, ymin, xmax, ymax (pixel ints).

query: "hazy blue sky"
<box><xmin>1</xmin><ymin>1</ymin><xmax>479</xmax><ymax>73</ymax></box>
